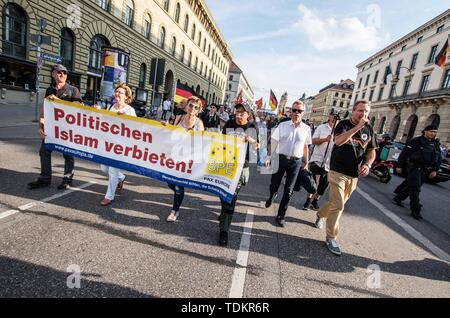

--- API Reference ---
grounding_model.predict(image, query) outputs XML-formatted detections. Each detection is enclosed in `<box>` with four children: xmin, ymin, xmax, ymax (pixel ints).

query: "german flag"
<box><xmin>269</xmin><ymin>90</ymin><xmax>278</xmax><ymax>111</ymax></box>
<box><xmin>174</xmin><ymin>82</ymin><xmax>206</xmax><ymax>107</ymax></box>
<box><xmin>435</xmin><ymin>39</ymin><xmax>449</xmax><ymax>68</ymax></box>
<box><xmin>255</xmin><ymin>97</ymin><xmax>263</xmax><ymax>109</ymax></box>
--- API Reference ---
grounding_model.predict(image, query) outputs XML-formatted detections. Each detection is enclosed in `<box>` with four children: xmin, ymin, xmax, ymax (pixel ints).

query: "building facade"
<box><xmin>352</xmin><ymin>9</ymin><xmax>450</xmax><ymax>147</ymax></box>
<box><xmin>310</xmin><ymin>79</ymin><xmax>354</xmax><ymax>125</ymax></box>
<box><xmin>300</xmin><ymin>94</ymin><xmax>314</xmax><ymax>120</ymax></box>
<box><xmin>224</xmin><ymin>61</ymin><xmax>253</xmax><ymax>107</ymax></box>
<box><xmin>0</xmin><ymin>0</ymin><xmax>231</xmax><ymax>107</ymax></box>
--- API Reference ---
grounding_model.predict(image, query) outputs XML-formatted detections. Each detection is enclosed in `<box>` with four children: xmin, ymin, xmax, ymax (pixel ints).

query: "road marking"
<box><xmin>356</xmin><ymin>187</ymin><xmax>450</xmax><ymax>265</ymax></box>
<box><xmin>0</xmin><ymin>181</ymin><xmax>97</xmax><ymax>220</ymax></box>
<box><xmin>229</xmin><ymin>209</ymin><xmax>255</xmax><ymax>298</ymax></box>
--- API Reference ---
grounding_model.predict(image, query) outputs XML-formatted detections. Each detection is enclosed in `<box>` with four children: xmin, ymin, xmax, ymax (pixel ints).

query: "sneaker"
<box><xmin>302</xmin><ymin>198</ymin><xmax>312</xmax><ymax>210</ymax></box>
<box><xmin>276</xmin><ymin>216</ymin><xmax>286</xmax><ymax>228</ymax></box>
<box><xmin>314</xmin><ymin>215</ymin><xmax>324</xmax><ymax>229</ymax></box>
<box><xmin>411</xmin><ymin>212</ymin><xmax>423</xmax><ymax>221</ymax></box>
<box><xmin>57</xmin><ymin>180</ymin><xmax>72</xmax><ymax>190</ymax></box>
<box><xmin>166</xmin><ymin>210</ymin><xmax>179</xmax><ymax>222</ymax></box>
<box><xmin>393</xmin><ymin>197</ymin><xmax>405</xmax><ymax>208</ymax></box>
<box><xmin>265</xmin><ymin>193</ymin><xmax>277</xmax><ymax>208</ymax></box>
<box><xmin>27</xmin><ymin>179</ymin><xmax>50</xmax><ymax>190</ymax></box>
<box><xmin>100</xmin><ymin>198</ymin><xmax>113</xmax><ymax>206</ymax></box>
<box><xmin>311</xmin><ymin>198</ymin><xmax>320</xmax><ymax>210</ymax></box>
<box><xmin>326</xmin><ymin>239</ymin><xmax>342</xmax><ymax>256</ymax></box>
<box><xmin>219</xmin><ymin>230</ymin><xmax>228</xmax><ymax>246</ymax></box>
<box><xmin>116</xmin><ymin>176</ymin><xmax>126</xmax><ymax>192</ymax></box>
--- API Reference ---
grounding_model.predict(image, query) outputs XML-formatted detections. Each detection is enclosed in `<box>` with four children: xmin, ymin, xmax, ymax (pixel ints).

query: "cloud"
<box><xmin>229</xmin><ymin>28</ymin><xmax>291</xmax><ymax>44</ymax></box>
<box><xmin>294</xmin><ymin>4</ymin><xmax>384</xmax><ymax>52</ymax></box>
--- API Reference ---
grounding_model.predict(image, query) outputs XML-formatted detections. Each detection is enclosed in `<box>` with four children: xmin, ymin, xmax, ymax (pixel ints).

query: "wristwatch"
<box><xmin>363</xmin><ymin>163</ymin><xmax>372</xmax><ymax>169</ymax></box>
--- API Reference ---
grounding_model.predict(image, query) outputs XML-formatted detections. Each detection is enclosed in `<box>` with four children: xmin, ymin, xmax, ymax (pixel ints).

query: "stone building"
<box><xmin>0</xmin><ymin>0</ymin><xmax>231</xmax><ymax>107</ymax></box>
<box><xmin>224</xmin><ymin>61</ymin><xmax>253</xmax><ymax>107</ymax></box>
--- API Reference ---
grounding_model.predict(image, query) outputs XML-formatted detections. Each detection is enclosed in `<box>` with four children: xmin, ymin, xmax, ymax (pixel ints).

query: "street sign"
<box><xmin>41</xmin><ymin>52</ymin><xmax>63</xmax><ymax>64</ymax></box>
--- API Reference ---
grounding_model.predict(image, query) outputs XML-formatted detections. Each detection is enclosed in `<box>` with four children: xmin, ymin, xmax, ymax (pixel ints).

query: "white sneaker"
<box><xmin>326</xmin><ymin>239</ymin><xmax>342</xmax><ymax>256</ymax></box>
<box><xmin>314</xmin><ymin>215</ymin><xmax>324</xmax><ymax>229</ymax></box>
<box><xmin>166</xmin><ymin>210</ymin><xmax>179</xmax><ymax>222</ymax></box>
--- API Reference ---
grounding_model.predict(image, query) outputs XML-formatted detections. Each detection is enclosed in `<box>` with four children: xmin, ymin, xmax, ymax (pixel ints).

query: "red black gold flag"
<box><xmin>255</xmin><ymin>98</ymin><xmax>263</xmax><ymax>109</ymax></box>
<box><xmin>269</xmin><ymin>90</ymin><xmax>278</xmax><ymax>111</ymax></box>
<box><xmin>435</xmin><ymin>39</ymin><xmax>449</xmax><ymax>68</ymax></box>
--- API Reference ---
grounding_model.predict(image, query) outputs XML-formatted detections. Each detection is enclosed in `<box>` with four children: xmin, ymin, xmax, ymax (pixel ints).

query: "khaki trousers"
<box><xmin>317</xmin><ymin>170</ymin><xmax>358</xmax><ymax>240</ymax></box>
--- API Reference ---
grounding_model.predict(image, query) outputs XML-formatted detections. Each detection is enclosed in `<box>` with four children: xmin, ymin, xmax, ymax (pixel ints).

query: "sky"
<box><xmin>204</xmin><ymin>0</ymin><xmax>450</xmax><ymax>104</ymax></box>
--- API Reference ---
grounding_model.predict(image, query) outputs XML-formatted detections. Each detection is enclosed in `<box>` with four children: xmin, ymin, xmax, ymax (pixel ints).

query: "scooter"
<box><xmin>370</xmin><ymin>159</ymin><xmax>394</xmax><ymax>183</ymax></box>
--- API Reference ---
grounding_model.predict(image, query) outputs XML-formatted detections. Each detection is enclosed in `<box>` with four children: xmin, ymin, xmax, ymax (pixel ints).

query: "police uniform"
<box><xmin>393</xmin><ymin>127</ymin><xmax>441</xmax><ymax>219</ymax></box>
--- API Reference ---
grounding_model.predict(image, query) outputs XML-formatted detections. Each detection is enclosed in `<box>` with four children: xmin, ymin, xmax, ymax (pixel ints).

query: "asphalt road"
<box><xmin>0</xmin><ymin>104</ymin><xmax>449</xmax><ymax>298</ymax></box>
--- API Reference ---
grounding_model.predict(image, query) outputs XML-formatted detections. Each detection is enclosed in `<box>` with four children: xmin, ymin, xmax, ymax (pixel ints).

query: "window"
<box><xmin>417</xmin><ymin>36</ymin><xmax>423</xmax><ymax>44</ymax></box>
<box><xmin>59</xmin><ymin>28</ymin><xmax>75</xmax><ymax>71</ymax></box>
<box><xmin>389</xmin><ymin>84</ymin><xmax>396</xmax><ymax>98</ymax></box>
<box><xmin>188</xmin><ymin>51</ymin><xmax>192</xmax><ymax>67</ymax></box>
<box><xmin>158</xmin><ymin>27</ymin><xmax>166</xmax><ymax>49</ymax></box>
<box><xmin>333</xmin><ymin>100</ymin><xmax>337</xmax><ymax>107</ymax></box>
<box><xmin>442</xmin><ymin>69</ymin><xmax>450</xmax><ymax>88</ymax></box>
<box><xmin>143</xmin><ymin>15</ymin><xmax>151</xmax><ymax>39</ymax></box>
<box><xmin>200</xmin><ymin>61</ymin><xmax>203</xmax><ymax>74</ymax></box>
<box><xmin>369</xmin><ymin>89</ymin><xmax>374</xmax><ymax>101</ymax></box>
<box><xmin>139</xmin><ymin>63</ymin><xmax>146</xmax><ymax>88</ymax></box>
<box><xmin>229</xmin><ymin>75</ymin><xmax>233</xmax><ymax>81</ymax></box>
<box><xmin>2</xmin><ymin>3</ymin><xmax>27</xmax><ymax>59</ymax></box>
<box><xmin>194</xmin><ymin>57</ymin><xmax>198</xmax><ymax>71</ymax></box>
<box><xmin>389</xmin><ymin>52</ymin><xmax>393</xmax><ymax>58</ymax></box>
<box><xmin>88</xmin><ymin>35</ymin><xmax>110</xmax><ymax>71</ymax></box>
<box><xmin>174</xmin><ymin>3</ymin><xmax>180</xmax><ymax>23</ymax></box>
<box><xmin>98</xmin><ymin>0</ymin><xmax>110</xmax><ymax>11</ymax></box>
<box><xmin>365</xmin><ymin>74</ymin><xmax>370</xmax><ymax>86</ymax></box>
<box><xmin>428</xmin><ymin>45</ymin><xmax>438</xmax><ymax>64</ymax></box>
<box><xmin>184</xmin><ymin>15</ymin><xmax>189</xmax><ymax>32</ymax></box>
<box><xmin>340</xmin><ymin>101</ymin><xmax>344</xmax><ymax>107</ymax></box>
<box><xmin>208</xmin><ymin>44</ymin><xmax>211</xmax><ymax>57</ymax></box>
<box><xmin>342</xmin><ymin>93</ymin><xmax>346</xmax><ymax>99</ymax></box>
<box><xmin>437</xmin><ymin>25</ymin><xmax>444</xmax><ymax>33</ymax></box>
<box><xmin>373</xmin><ymin>70</ymin><xmax>379</xmax><ymax>83</ymax></box>
<box><xmin>401</xmin><ymin>45</ymin><xmax>407</xmax><ymax>52</ymax></box>
<box><xmin>362</xmin><ymin>91</ymin><xmax>366</xmax><ymax>99</ymax></box>
<box><xmin>395</xmin><ymin>60</ymin><xmax>402</xmax><ymax>76</ymax></box>
<box><xmin>171</xmin><ymin>36</ymin><xmax>176</xmax><ymax>56</ymax></box>
<box><xmin>377</xmin><ymin>87</ymin><xmax>384</xmax><ymax>101</ymax></box>
<box><xmin>198</xmin><ymin>32</ymin><xmax>201</xmax><ymax>46</ymax></box>
<box><xmin>191</xmin><ymin>24</ymin><xmax>196</xmax><ymax>40</ymax></box>
<box><xmin>358</xmin><ymin>78</ymin><xmax>362</xmax><ymax>89</ymax></box>
<box><xmin>335</xmin><ymin>92</ymin><xmax>339</xmax><ymax>97</ymax></box>
<box><xmin>228</xmin><ymin>84</ymin><xmax>232</xmax><ymax>91</ymax></box>
<box><xmin>410</xmin><ymin>53</ymin><xmax>418</xmax><ymax>70</ymax></box>
<box><xmin>403</xmin><ymin>79</ymin><xmax>411</xmax><ymax>96</ymax></box>
<box><xmin>163</xmin><ymin>0</ymin><xmax>170</xmax><ymax>12</ymax></box>
<box><xmin>180</xmin><ymin>44</ymin><xmax>185</xmax><ymax>62</ymax></box>
<box><xmin>123</xmin><ymin>0</ymin><xmax>134</xmax><ymax>27</ymax></box>
<box><xmin>378</xmin><ymin>58</ymin><xmax>382</xmax><ymax>63</ymax></box>
<box><xmin>420</xmin><ymin>74</ymin><xmax>430</xmax><ymax>93</ymax></box>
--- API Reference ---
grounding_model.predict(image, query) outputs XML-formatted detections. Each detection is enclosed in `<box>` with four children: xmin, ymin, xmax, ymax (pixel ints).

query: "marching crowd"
<box><xmin>26</xmin><ymin>64</ymin><xmax>443</xmax><ymax>256</ymax></box>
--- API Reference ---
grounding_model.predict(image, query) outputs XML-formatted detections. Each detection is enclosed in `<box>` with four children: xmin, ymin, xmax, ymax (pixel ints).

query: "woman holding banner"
<box><xmin>100</xmin><ymin>84</ymin><xmax>136</xmax><ymax>206</ymax></box>
<box><xmin>166</xmin><ymin>96</ymin><xmax>205</xmax><ymax>221</ymax></box>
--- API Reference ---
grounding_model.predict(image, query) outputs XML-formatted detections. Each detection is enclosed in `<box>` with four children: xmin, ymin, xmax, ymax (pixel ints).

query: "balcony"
<box><xmin>388</xmin><ymin>88</ymin><xmax>450</xmax><ymax>105</ymax></box>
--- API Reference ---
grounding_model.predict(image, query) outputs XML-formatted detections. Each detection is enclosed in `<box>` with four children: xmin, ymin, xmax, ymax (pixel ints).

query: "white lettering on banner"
<box><xmin>44</xmin><ymin>100</ymin><xmax>247</xmax><ymax>203</ymax></box>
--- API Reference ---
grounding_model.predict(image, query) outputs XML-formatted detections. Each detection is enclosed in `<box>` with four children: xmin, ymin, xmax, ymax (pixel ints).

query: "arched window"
<box><xmin>139</xmin><ymin>63</ymin><xmax>146</xmax><ymax>88</ymax></box>
<box><xmin>191</xmin><ymin>24</ymin><xmax>196</xmax><ymax>40</ymax></box>
<box><xmin>208</xmin><ymin>44</ymin><xmax>211</xmax><ymax>57</ymax></box>
<box><xmin>59</xmin><ymin>28</ymin><xmax>75</xmax><ymax>71</ymax></box>
<box><xmin>194</xmin><ymin>57</ymin><xmax>198</xmax><ymax>71</ymax></box>
<box><xmin>184</xmin><ymin>14</ymin><xmax>189</xmax><ymax>32</ymax></box>
<box><xmin>123</xmin><ymin>0</ymin><xmax>134</xmax><ymax>27</ymax></box>
<box><xmin>198</xmin><ymin>32</ymin><xmax>202</xmax><ymax>46</ymax></box>
<box><xmin>200</xmin><ymin>61</ymin><xmax>203</xmax><ymax>74</ymax></box>
<box><xmin>2</xmin><ymin>3</ymin><xmax>27</xmax><ymax>59</ymax></box>
<box><xmin>143</xmin><ymin>14</ymin><xmax>151</xmax><ymax>39</ymax></box>
<box><xmin>163</xmin><ymin>0</ymin><xmax>170</xmax><ymax>12</ymax></box>
<box><xmin>174</xmin><ymin>2</ymin><xmax>180</xmax><ymax>23</ymax></box>
<box><xmin>180</xmin><ymin>44</ymin><xmax>185</xmax><ymax>62</ymax></box>
<box><xmin>171</xmin><ymin>36</ymin><xmax>176</xmax><ymax>56</ymax></box>
<box><xmin>203</xmin><ymin>39</ymin><xmax>206</xmax><ymax>52</ymax></box>
<box><xmin>98</xmin><ymin>0</ymin><xmax>110</xmax><ymax>11</ymax></box>
<box><xmin>89</xmin><ymin>35</ymin><xmax>110</xmax><ymax>71</ymax></box>
<box><xmin>188</xmin><ymin>51</ymin><xmax>192</xmax><ymax>67</ymax></box>
<box><xmin>158</xmin><ymin>27</ymin><xmax>166</xmax><ymax>49</ymax></box>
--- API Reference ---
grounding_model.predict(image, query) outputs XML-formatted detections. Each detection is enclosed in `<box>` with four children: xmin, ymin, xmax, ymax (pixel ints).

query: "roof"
<box><xmin>318</xmin><ymin>79</ymin><xmax>355</xmax><ymax>93</ymax></box>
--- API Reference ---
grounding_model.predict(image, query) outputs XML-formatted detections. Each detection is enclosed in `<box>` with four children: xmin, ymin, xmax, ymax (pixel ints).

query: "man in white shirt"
<box><xmin>265</xmin><ymin>101</ymin><xmax>312</xmax><ymax>227</ymax></box>
<box><xmin>303</xmin><ymin>113</ymin><xmax>337</xmax><ymax>210</ymax></box>
<box><xmin>161</xmin><ymin>98</ymin><xmax>172</xmax><ymax>120</ymax></box>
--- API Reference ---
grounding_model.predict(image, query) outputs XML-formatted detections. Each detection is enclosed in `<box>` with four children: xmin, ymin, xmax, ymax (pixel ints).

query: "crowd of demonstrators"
<box><xmin>393</xmin><ymin>125</ymin><xmax>441</xmax><ymax>220</ymax></box>
<box><xmin>100</xmin><ymin>84</ymin><xmax>137</xmax><ymax>206</ymax></box>
<box><xmin>201</xmin><ymin>103</ymin><xmax>221</xmax><ymax>132</ymax></box>
<box><xmin>264</xmin><ymin>101</ymin><xmax>312</xmax><ymax>228</ymax></box>
<box><xmin>27</xmin><ymin>64</ymin><xmax>82</xmax><ymax>190</ymax></box>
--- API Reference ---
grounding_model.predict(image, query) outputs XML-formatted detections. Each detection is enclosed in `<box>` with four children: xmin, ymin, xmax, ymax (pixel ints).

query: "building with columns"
<box><xmin>309</xmin><ymin>79</ymin><xmax>354</xmax><ymax>125</ymax></box>
<box><xmin>351</xmin><ymin>9</ymin><xmax>450</xmax><ymax>147</ymax></box>
<box><xmin>224</xmin><ymin>61</ymin><xmax>253</xmax><ymax>107</ymax></box>
<box><xmin>0</xmin><ymin>0</ymin><xmax>231</xmax><ymax>107</ymax></box>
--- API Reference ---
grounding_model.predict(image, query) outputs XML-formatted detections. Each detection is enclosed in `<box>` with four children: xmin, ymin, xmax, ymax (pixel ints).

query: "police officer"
<box><xmin>393</xmin><ymin>125</ymin><xmax>441</xmax><ymax>220</ymax></box>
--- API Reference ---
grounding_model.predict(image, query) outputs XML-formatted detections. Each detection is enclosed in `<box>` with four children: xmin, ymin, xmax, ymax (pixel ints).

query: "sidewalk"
<box><xmin>0</xmin><ymin>103</ymin><xmax>37</xmax><ymax>128</ymax></box>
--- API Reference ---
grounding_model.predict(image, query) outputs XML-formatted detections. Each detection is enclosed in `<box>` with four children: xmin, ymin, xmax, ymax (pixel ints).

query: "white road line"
<box><xmin>0</xmin><ymin>181</ymin><xmax>97</xmax><ymax>220</ymax></box>
<box><xmin>356</xmin><ymin>187</ymin><xmax>450</xmax><ymax>265</ymax></box>
<box><xmin>229</xmin><ymin>209</ymin><xmax>255</xmax><ymax>298</ymax></box>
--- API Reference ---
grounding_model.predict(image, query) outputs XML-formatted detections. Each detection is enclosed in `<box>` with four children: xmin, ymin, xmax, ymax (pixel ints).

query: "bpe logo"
<box><xmin>206</xmin><ymin>141</ymin><xmax>238</xmax><ymax>179</ymax></box>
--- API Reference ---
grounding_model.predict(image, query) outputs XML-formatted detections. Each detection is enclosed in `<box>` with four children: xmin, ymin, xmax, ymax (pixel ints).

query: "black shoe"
<box><xmin>27</xmin><ymin>179</ymin><xmax>50</xmax><ymax>190</ymax></box>
<box><xmin>265</xmin><ymin>193</ymin><xmax>277</xmax><ymax>208</ymax></box>
<box><xmin>311</xmin><ymin>198</ymin><xmax>320</xmax><ymax>210</ymax></box>
<box><xmin>411</xmin><ymin>213</ymin><xmax>423</xmax><ymax>220</ymax></box>
<box><xmin>219</xmin><ymin>231</ymin><xmax>228</xmax><ymax>246</ymax></box>
<box><xmin>302</xmin><ymin>198</ymin><xmax>312</xmax><ymax>210</ymax></box>
<box><xmin>276</xmin><ymin>216</ymin><xmax>286</xmax><ymax>228</ymax></box>
<box><xmin>393</xmin><ymin>197</ymin><xmax>405</xmax><ymax>207</ymax></box>
<box><xmin>57</xmin><ymin>180</ymin><xmax>72</xmax><ymax>190</ymax></box>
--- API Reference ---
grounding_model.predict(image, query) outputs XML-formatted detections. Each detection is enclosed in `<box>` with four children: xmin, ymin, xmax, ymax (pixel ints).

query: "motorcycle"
<box><xmin>370</xmin><ymin>159</ymin><xmax>395</xmax><ymax>183</ymax></box>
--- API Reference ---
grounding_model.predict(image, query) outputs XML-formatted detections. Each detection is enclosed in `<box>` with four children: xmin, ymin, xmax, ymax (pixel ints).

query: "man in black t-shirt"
<box><xmin>315</xmin><ymin>100</ymin><xmax>378</xmax><ymax>256</ymax></box>
<box><xmin>218</xmin><ymin>103</ymin><xmax>259</xmax><ymax>246</ymax></box>
<box><xmin>27</xmin><ymin>64</ymin><xmax>81</xmax><ymax>190</ymax></box>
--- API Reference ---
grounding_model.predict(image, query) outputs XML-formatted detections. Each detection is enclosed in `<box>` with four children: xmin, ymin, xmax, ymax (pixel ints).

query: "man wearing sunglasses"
<box><xmin>27</xmin><ymin>64</ymin><xmax>81</xmax><ymax>190</ymax></box>
<box><xmin>265</xmin><ymin>101</ymin><xmax>312</xmax><ymax>228</ymax></box>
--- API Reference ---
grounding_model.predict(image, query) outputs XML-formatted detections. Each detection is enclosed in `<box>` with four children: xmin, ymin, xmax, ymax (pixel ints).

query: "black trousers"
<box><xmin>168</xmin><ymin>184</ymin><xmax>185</xmax><ymax>212</ymax></box>
<box><xmin>269</xmin><ymin>155</ymin><xmax>302</xmax><ymax>219</ymax></box>
<box><xmin>394</xmin><ymin>165</ymin><xmax>426</xmax><ymax>214</ymax></box>
<box><xmin>309</xmin><ymin>162</ymin><xmax>329</xmax><ymax>196</ymax></box>
<box><xmin>39</xmin><ymin>141</ymin><xmax>74</xmax><ymax>182</ymax></box>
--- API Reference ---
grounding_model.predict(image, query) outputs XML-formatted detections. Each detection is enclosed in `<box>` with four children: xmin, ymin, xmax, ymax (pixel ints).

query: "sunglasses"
<box><xmin>56</xmin><ymin>71</ymin><xmax>67</xmax><ymax>75</ymax></box>
<box><xmin>291</xmin><ymin>108</ymin><xmax>304</xmax><ymax>114</ymax></box>
<box><xmin>188</xmin><ymin>103</ymin><xmax>200</xmax><ymax>110</ymax></box>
